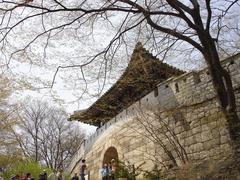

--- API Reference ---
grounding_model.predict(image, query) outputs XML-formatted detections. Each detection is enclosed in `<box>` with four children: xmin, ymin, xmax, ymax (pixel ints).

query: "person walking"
<box><xmin>11</xmin><ymin>174</ymin><xmax>20</xmax><ymax>180</ymax></box>
<box><xmin>22</xmin><ymin>173</ymin><xmax>31</xmax><ymax>180</ymax></box>
<box><xmin>39</xmin><ymin>170</ymin><xmax>47</xmax><ymax>180</ymax></box>
<box><xmin>71</xmin><ymin>173</ymin><xmax>79</xmax><ymax>180</ymax></box>
<box><xmin>110</xmin><ymin>159</ymin><xmax>116</xmax><ymax>180</ymax></box>
<box><xmin>56</xmin><ymin>170</ymin><xmax>64</xmax><ymax>180</ymax></box>
<box><xmin>79</xmin><ymin>159</ymin><xmax>87</xmax><ymax>180</ymax></box>
<box><xmin>43</xmin><ymin>170</ymin><xmax>47</xmax><ymax>180</ymax></box>
<box><xmin>100</xmin><ymin>163</ymin><xmax>109</xmax><ymax>180</ymax></box>
<box><xmin>48</xmin><ymin>171</ymin><xmax>58</xmax><ymax>180</ymax></box>
<box><xmin>108</xmin><ymin>162</ymin><xmax>112</xmax><ymax>180</ymax></box>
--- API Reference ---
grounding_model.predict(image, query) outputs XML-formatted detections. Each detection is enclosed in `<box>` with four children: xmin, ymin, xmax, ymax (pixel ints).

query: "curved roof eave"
<box><xmin>69</xmin><ymin>42</ymin><xmax>185</xmax><ymax>125</ymax></box>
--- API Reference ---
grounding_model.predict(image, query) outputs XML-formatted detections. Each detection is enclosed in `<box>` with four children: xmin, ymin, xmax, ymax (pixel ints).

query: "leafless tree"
<box><xmin>38</xmin><ymin>109</ymin><xmax>85</xmax><ymax>170</ymax></box>
<box><xmin>15</xmin><ymin>100</ymin><xmax>49</xmax><ymax>161</ymax></box>
<box><xmin>136</xmin><ymin>110</ymin><xmax>188</xmax><ymax>167</ymax></box>
<box><xmin>118</xmin><ymin>108</ymin><xmax>188</xmax><ymax>169</ymax></box>
<box><xmin>0</xmin><ymin>1</ymin><xmax>239</xmax><ymax>144</ymax></box>
<box><xmin>0</xmin><ymin>75</ymin><xmax>20</xmax><ymax>155</ymax></box>
<box><xmin>14</xmin><ymin>100</ymin><xmax>85</xmax><ymax>170</ymax></box>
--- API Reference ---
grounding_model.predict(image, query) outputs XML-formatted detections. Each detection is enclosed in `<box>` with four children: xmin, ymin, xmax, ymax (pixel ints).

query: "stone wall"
<box><xmin>68</xmin><ymin>54</ymin><xmax>240</xmax><ymax>179</ymax></box>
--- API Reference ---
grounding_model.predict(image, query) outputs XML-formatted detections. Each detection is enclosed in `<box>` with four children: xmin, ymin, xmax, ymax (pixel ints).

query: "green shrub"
<box><xmin>115</xmin><ymin>161</ymin><xmax>145</xmax><ymax>180</ymax></box>
<box><xmin>143</xmin><ymin>164</ymin><xmax>162</xmax><ymax>180</ymax></box>
<box><xmin>2</xmin><ymin>159</ymin><xmax>52</xmax><ymax>179</ymax></box>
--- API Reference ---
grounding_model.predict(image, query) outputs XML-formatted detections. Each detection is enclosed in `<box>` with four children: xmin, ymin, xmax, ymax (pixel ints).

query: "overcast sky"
<box><xmin>1</xmin><ymin>0</ymin><xmax>239</xmax><ymax>128</ymax></box>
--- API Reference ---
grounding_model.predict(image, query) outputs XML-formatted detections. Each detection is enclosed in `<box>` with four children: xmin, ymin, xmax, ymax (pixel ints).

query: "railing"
<box><xmin>67</xmin><ymin>115</ymin><xmax>122</xmax><ymax>173</ymax></box>
<box><xmin>84</xmin><ymin>115</ymin><xmax>121</xmax><ymax>153</ymax></box>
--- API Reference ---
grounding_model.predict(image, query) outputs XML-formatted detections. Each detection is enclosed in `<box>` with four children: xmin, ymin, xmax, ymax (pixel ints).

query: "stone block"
<box><xmin>185</xmin><ymin>146</ymin><xmax>192</xmax><ymax>154</ymax></box>
<box><xmin>201</xmin><ymin>117</ymin><xmax>210</xmax><ymax>125</ymax></box>
<box><xmin>194</xmin><ymin>133</ymin><xmax>202</xmax><ymax>143</ymax></box>
<box><xmin>208</xmin><ymin>148</ymin><xmax>219</xmax><ymax>157</ymax></box>
<box><xmin>201</xmin><ymin>131</ymin><xmax>213</xmax><ymax>142</ymax></box>
<box><xmin>220</xmin><ymin>135</ymin><xmax>230</xmax><ymax>144</ymax></box>
<box><xmin>192</xmin><ymin>152</ymin><xmax>201</xmax><ymax>160</ymax></box>
<box><xmin>175</xmin><ymin>126</ymin><xmax>183</xmax><ymax>134</ymax></box>
<box><xmin>193</xmin><ymin>143</ymin><xmax>204</xmax><ymax>153</ymax></box>
<box><xmin>185</xmin><ymin>135</ymin><xmax>197</xmax><ymax>146</ymax></box>
<box><xmin>198</xmin><ymin>112</ymin><xmax>205</xmax><ymax>119</ymax></box>
<box><xmin>219</xmin><ymin>128</ymin><xmax>229</xmax><ymax>136</ymax></box>
<box><xmin>202</xmin><ymin>124</ymin><xmax>210</xmax><ymax>132</ymax></box>
<box><xmin>190</xmin><ymin>143</ymin><xmax>203</xmax><ymax>153</ymax></box>
<box><xmin>203</xmin><ymin>141</ymin><xmax>212</xmax><ymax>150</ymax></box>
<box><xmin>203</xmin><ymin>138</ymin><xmax>220</xmax><ymax>151</ymax></box>
<box><xmin>198</xmin><ymin>151</ymin><xmax>208</xmax><ymax>160</ymax></box>
<box><xmin>190</xmin><ymin>120</ymin><xmax>201</xmax><ymax>128</ymax></box>
<box><xmin>192</xmin><ymin>126</ymin><xmax>202</xmax><ymax>135</ymax></box>
<box><xmin>211</xmin><ymin>129</ymin><xmax>220</xmax><ymax>138</ymax></box>
<box><xmin>180</xmin><ymin>131</ymin><xmax>188</xmax><ymax>139</ymax></box>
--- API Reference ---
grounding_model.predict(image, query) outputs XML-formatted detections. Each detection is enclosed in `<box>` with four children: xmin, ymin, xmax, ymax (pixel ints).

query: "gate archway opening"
<box><xmin>103</xmin><ymin>146</ymin><xmax>118</xmax><ymax>165</ymax></box>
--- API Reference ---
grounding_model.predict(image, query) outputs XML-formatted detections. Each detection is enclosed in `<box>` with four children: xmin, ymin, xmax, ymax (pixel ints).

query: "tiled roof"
<box><xmin>69</xmin><ymin>42</ymin><xmax>184</xmax><ymax>125</ymax></box>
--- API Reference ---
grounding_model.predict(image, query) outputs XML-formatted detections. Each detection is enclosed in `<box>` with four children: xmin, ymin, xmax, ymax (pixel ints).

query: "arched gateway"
<box><xmin>102</xmin><ymin>146</ymin><xmax>118</xmax><ymax>165</ymax></box>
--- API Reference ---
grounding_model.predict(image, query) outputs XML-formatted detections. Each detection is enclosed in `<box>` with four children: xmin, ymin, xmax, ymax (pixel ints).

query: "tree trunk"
<box><xmin>201</xmin><ymin>34</ymin><xmax>240</xmax><ymax>151</ymax></box>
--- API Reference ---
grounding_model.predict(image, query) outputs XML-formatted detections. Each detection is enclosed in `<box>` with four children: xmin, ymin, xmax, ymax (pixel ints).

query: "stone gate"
<box><xmin>68</xmin><ymin>43</ymin><xmax>240</xmax><ymax>179</ymax></box>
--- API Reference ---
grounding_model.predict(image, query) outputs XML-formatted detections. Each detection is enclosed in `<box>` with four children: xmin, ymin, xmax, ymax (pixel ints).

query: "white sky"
<box><xmin>1</xmin><ymin>0</ymin><xmax>240</xmax><ymax>133</ymax></box>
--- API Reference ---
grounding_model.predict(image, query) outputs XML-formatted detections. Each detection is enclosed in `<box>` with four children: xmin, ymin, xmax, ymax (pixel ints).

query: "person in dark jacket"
<box><xmin>79</xmin><ymin>159</ymin><xmax>87</xmax><ymax>180</ymax></box>
<box><xmin>71</xmin><ymin>173</ymin><xmax>79</xmax><ymax>180</ymax></box>
<box><xmin>43</xmin><ymin>170</ymin><xmax>47</xmax><ymax>180</ymax></box>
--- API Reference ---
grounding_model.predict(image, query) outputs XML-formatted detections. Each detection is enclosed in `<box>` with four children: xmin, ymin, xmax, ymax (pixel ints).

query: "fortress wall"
<box><xmin>69</xmin><ymin>54</ymin><xmax>240</xmax><ymax>179</ymax></box>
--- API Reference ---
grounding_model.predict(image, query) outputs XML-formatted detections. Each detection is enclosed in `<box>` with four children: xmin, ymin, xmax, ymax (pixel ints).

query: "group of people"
<box><xmin>74</xmin><ymin>158</ymin><xmax>117</xmax><ymax>180</ymax></box>
<box><xmin>100</xmin><ymin>159</ymin><xmax>116</xmax><ymax>180</ymax></box>
<box><xmin>11</xmin><ymin>170</ymin><xmax>66</xmax><ymax>180</ymax></box>
<box><xmin>11</xmin><ymin>170</ymin><xmax>47</xmax><ymax>180</ymax></box>
<box><xmin>9</xmin><ymin>158</ymin><xmax>118</xmax><ymax>180</ymax></box>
